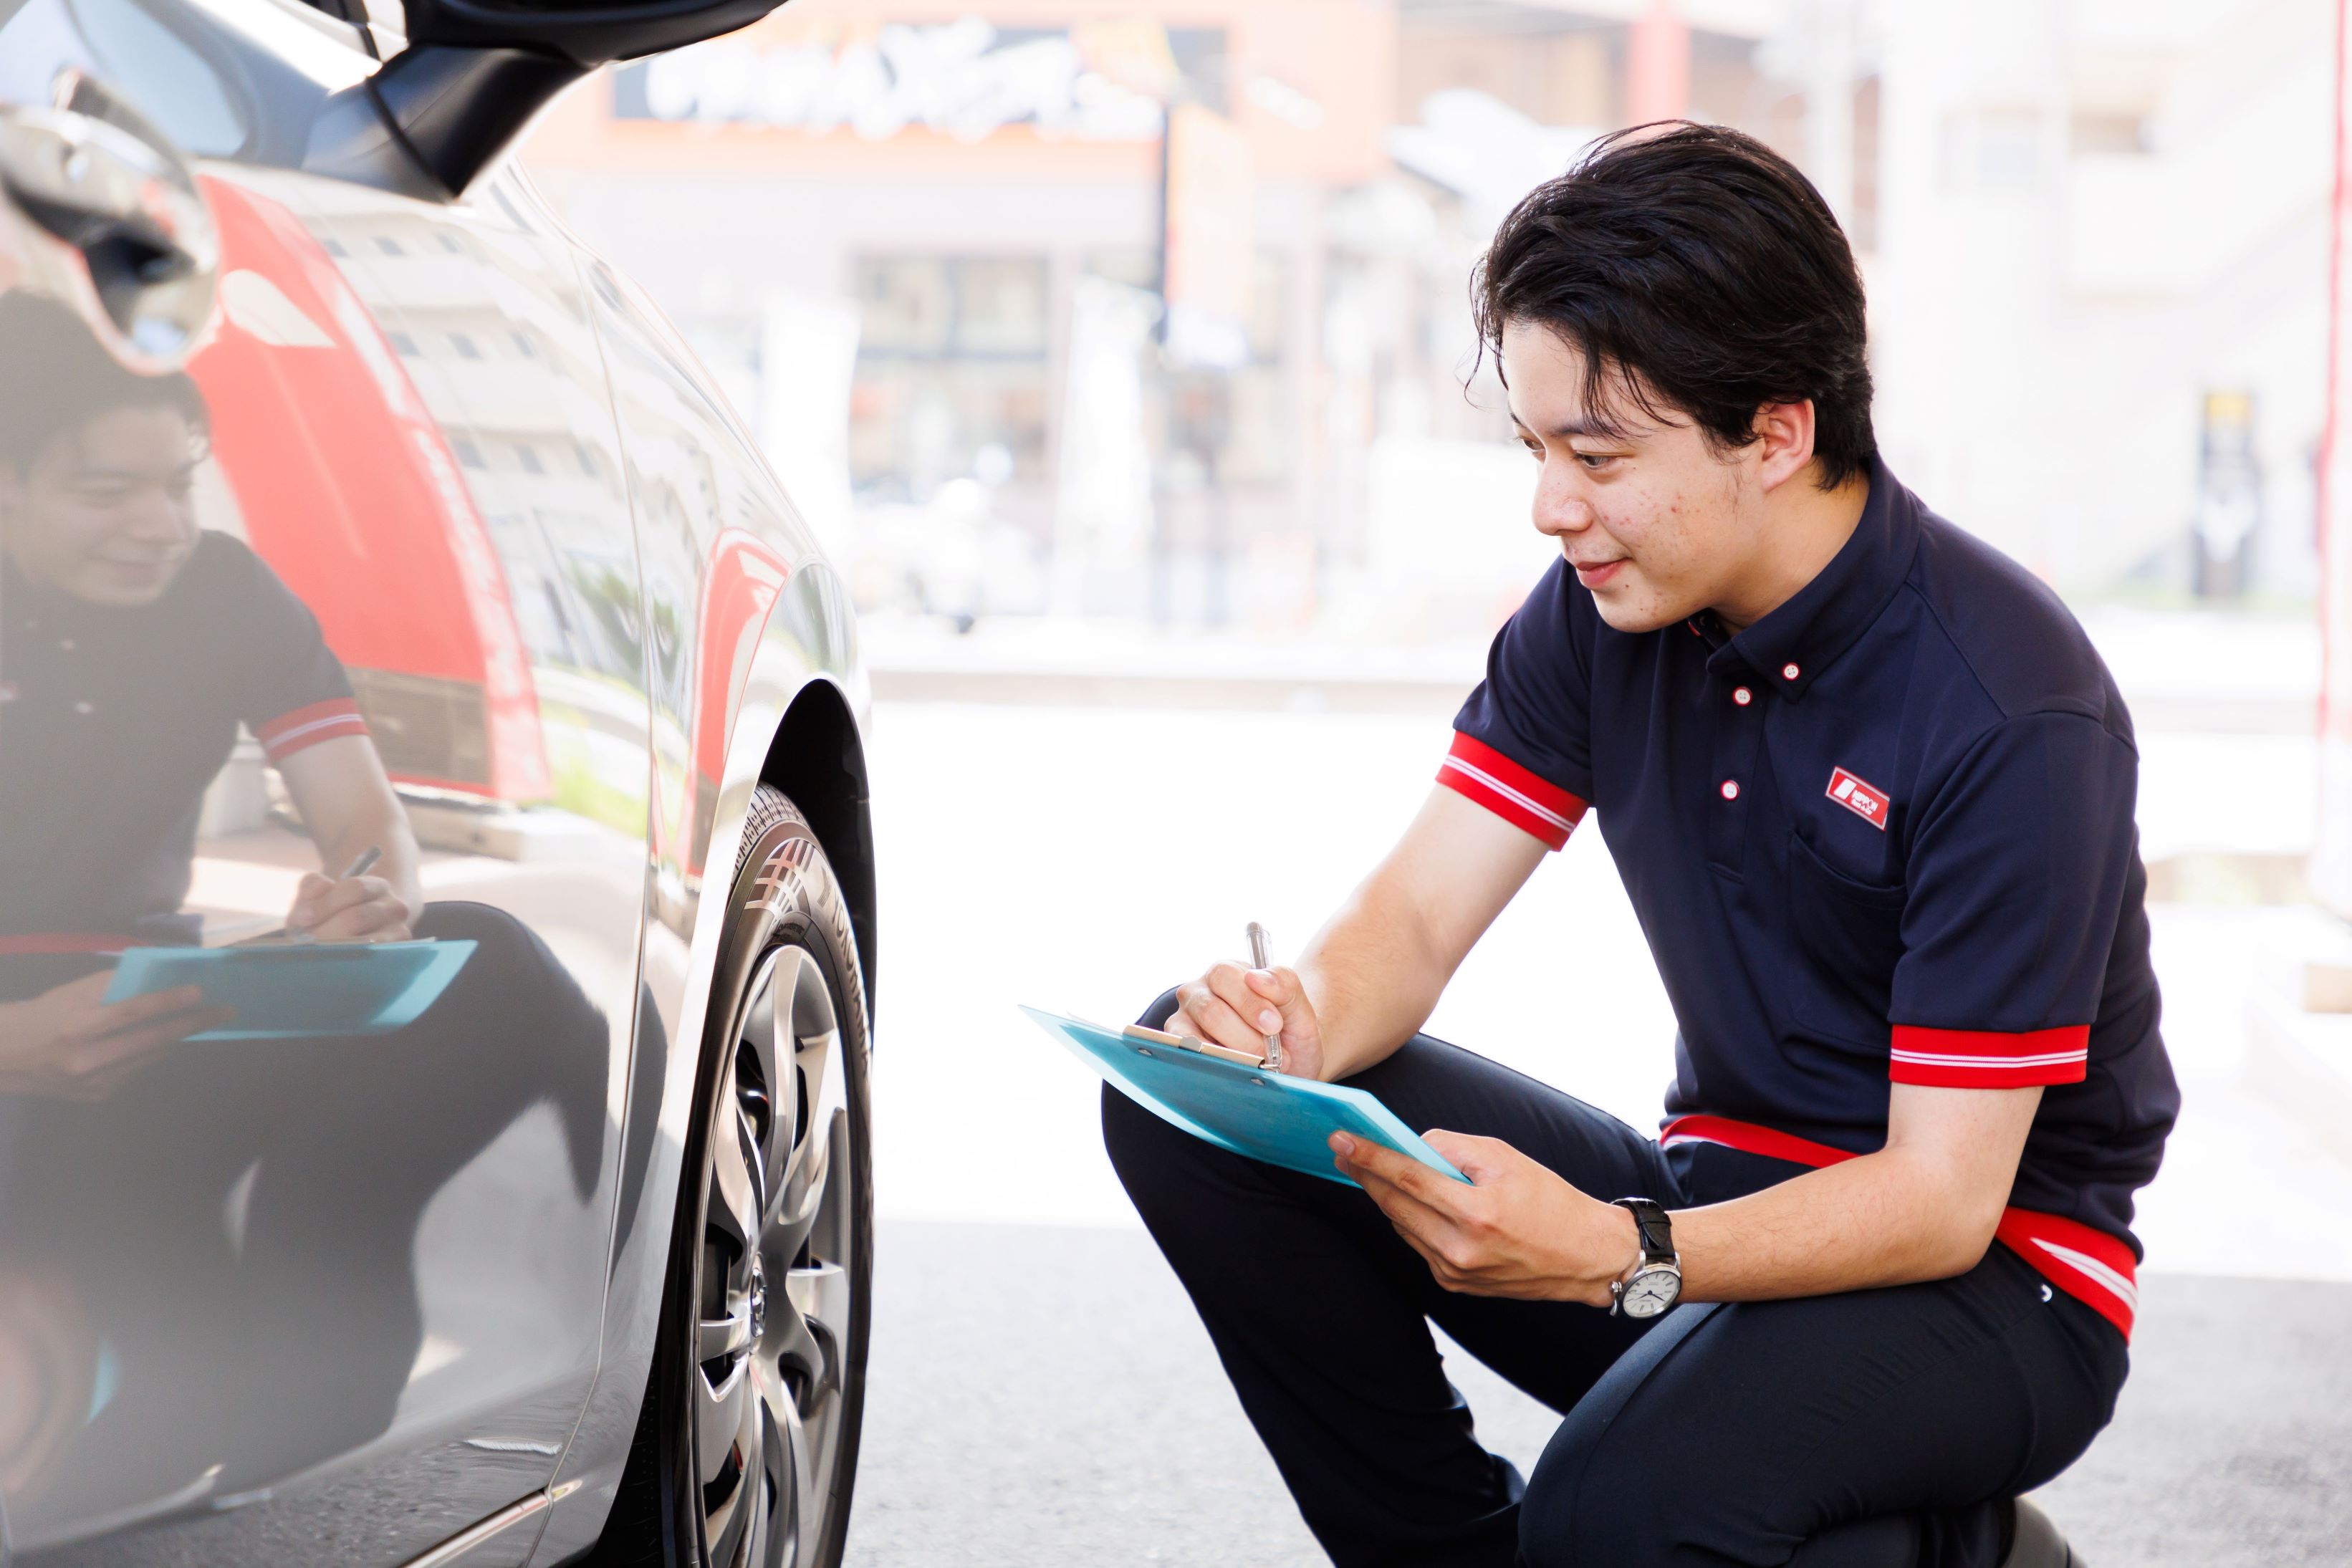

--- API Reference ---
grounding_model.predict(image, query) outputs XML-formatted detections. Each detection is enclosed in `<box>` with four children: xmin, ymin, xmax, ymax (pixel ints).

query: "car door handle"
<box><xmin>0</xmin><ymin>75</ymin><xmax>218</xmax><ymax>360</ymax></box>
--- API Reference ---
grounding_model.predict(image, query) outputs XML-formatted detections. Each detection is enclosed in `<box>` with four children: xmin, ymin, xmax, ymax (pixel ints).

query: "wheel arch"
<box><xmin>758</xmin><ymin>680</ymin><xmax>877</xmax><ymax>1024</ymax></box>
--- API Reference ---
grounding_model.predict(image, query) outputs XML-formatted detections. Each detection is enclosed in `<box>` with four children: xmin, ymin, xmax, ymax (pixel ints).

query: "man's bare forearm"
<box><xmin>1168</xmin><ymin>789</ymin><xmax>1547</xmax><ymax>1079</ymax></box>
<box><xmin>1673</xmin><ymin>1084</ymin><xmax>2042</xmax><ymax>1300</ymax></box>
<box><xmin>1292</xmin><ymin>872</ymin><xmax>1452</xmax><ymax>1082</ymax></box>
<box><xmin>317</xmin><ymin>807</ymin><xmax>421</xmax><ymax>915</ymax></box>
<box><xmin>1293</xmin><ymin>789</ymin><xmax>1552</xmax><ymax>1082</ymax></box>
<box><xmin>1673</xmin><ymin>1151</ymin><xmax>2000</xmax><ymax>1300</ymax></box>
<box><xmin>1335</xmin><ymin>1083</ymin><xmax>2043</xmax><ymax>1309</ymax></box>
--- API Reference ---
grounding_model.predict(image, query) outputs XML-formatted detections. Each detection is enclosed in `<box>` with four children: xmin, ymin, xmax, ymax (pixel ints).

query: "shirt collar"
<box><xmin>1697</xmin><ymin>457</ymin><xmax>1920</xmax><ymax>701</ymax></box>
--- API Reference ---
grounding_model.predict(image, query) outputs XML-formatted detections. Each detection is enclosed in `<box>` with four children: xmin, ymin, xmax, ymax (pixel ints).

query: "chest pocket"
<box><xmin>1785</xmin><ymin>827</ymin><xmax>1906</xmax><ymax>1046</ymax></box>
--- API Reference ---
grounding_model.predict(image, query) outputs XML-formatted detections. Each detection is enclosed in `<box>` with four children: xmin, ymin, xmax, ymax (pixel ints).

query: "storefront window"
<box><xmin>954</xmin><ymin>259</ymin><xmax>1052</xmax><ymax>356</ymax></box>
<box><xmin>1076</xmin><ymin>248</ymin><xmax>1291</xmax><ymax>487</ymax></box>
<box><xmin>850</xmin><ymin>255</ymin><xmax>1050</xmax><ymax>499</ymax></box>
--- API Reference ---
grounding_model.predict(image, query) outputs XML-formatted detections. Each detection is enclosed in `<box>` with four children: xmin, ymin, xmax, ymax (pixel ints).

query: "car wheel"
<box><xmin>593</xmin><ymin>784</ymin><xmax>873</xmax><ymax>1568</ymax></box>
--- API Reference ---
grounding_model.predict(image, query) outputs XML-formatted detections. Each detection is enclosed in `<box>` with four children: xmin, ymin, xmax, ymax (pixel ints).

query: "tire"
<box><xmin>590</xmin><ymin>784</ymin><xmax>873</xmax><ymax>1568</ymax></box>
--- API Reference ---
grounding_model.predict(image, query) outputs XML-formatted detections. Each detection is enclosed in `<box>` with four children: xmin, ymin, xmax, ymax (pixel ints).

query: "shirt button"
<box><xmin>1733</xmin><ymin>686</ymin><xmax>1753</xmax><ymax>706</ymax></box>
<box><xmin>1782</xmin><ymin>663</ymin><xmax>1800</xmax><ymax>680</ymax></box>
<box><xmin>1719</xmin><ymin>779</ymin><xmax>1740</xmax><ymax>801</ymax></box>
<box><xmin>73</xmin><ymin>700</ymin><xmax>94</xmax><ymax>715</ymax></box>
<box><xmin>57</xmin><ymin>638</ymin><xmax>74</xmax><ymax>652</ymax></box>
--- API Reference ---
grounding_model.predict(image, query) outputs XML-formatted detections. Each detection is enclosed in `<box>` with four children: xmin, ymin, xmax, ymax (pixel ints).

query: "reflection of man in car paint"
<box><xmin>0</xmin><ymin>295</ymin><xmax>608</xmax><ymax>1504</ymax></box>
<box><xmin>0</xmin><ymin>294</ymin><xmax>421</xmax><ymax>1097</ymax></box>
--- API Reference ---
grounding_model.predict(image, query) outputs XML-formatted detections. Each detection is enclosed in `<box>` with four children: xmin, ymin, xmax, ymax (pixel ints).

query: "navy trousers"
<box><xmin>1103</xmin><ymin>1000</ymin><xmax>2128</xmax><ymax>1567</ymax></box>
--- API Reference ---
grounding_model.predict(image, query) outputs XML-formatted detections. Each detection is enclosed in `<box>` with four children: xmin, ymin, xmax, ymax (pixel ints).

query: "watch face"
<box><xmin>1621</xmin><ymin>1269</ymin><xmax>1680</xmax><ymax>1319</ymax></box>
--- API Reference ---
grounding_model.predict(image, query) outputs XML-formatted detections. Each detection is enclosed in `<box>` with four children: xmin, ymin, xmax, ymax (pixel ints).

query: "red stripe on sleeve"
<box><xmin>1436</xmin><ymin>733</ymin><xmax>1588</xmax><ymax>851</ymax></box>
<box><xmin>256</xmin><ymin>698</ymin><xmax>370</xmax><ymax>763</ymax></box>
<box><xmin>1888</xmin><ymin>1024</ymin><xmax>2091</xmax><ymax>1087</ymax></box>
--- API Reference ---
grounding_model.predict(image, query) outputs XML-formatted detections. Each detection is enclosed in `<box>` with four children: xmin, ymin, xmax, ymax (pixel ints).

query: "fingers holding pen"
<box><xmin>1214</xmin><ymin>961</ymin><xmax>1289</xmax><ymax>1038</ymax></box>
<box><xmin>304</xmin><ymin>877</ymin><xmax>412</xmax><ymax>942</ymax></box>
<box><xmin>282</xmin><ymin>846</ymin><xmax>411</xmax><ymax>943</ymax></box>
<box><xmin>1171</xmin><ymin>956</ymin><xmax>1323</xmax><ymax>1078</ymax></box>
<box><xmin>1177</xmin><ymin>966</ymin><xmax>1275</xmax><ymax>1058</ymax></box>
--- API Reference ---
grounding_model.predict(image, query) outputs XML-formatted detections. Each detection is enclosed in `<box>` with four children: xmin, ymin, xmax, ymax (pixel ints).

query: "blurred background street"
<box><xmin>511</xmin><ymin>0</ymin><xmax>2352</xmax><ymax>1560</ymax></box>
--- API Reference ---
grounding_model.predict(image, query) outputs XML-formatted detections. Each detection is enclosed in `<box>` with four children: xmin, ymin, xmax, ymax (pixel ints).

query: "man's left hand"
<box><xmin>1333</xmin><ymin>1130</ymin><xmax>1639</xmax><ymax>1307</ymax></box>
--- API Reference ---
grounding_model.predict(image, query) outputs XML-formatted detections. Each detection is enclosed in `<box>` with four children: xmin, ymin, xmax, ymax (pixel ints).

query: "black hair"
<box><xmin>0</xmin><ymin>293</ymin><xmax>211</xmax><ymax>473</ymax></box>
<box><xmin>1472</xmin><ymin>122</ymin><xmax>1875</xmax><ymax>489</ymax></box>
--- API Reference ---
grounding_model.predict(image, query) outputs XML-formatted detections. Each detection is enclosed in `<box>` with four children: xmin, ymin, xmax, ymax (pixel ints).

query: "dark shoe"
<box><xmin>2002</xmin><ymin>1498</ymin><xmax>2080</xmax><ymax>1567</ymax></box>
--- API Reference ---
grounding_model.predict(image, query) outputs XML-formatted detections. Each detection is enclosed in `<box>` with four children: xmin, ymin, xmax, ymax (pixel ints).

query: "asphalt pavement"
<box><xmin>843</xmin><ymin>1220</ymin><xmax>2352</xmax><ymax>1568</ymax></box>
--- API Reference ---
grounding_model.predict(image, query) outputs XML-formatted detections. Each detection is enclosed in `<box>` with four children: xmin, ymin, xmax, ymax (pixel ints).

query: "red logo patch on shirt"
<box><xmin>1826</xmin><ymin>766</ymin><xmax>1888</xmax><ymax>829</ymax></box>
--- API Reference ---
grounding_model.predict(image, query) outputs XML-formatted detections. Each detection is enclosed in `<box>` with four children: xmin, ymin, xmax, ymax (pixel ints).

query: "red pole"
<box><xmin>2315</xmin><ymin>0</ymin><xmax>2352</xmax><ymax>916</ymax></box>
<box><xmin>1625</xmin><ymin>0</ymin><xmax>1690</xmax><ymax>126</ymax></box>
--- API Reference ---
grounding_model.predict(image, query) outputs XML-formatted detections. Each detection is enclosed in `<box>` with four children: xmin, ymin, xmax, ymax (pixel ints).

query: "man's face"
<box><xmin>1502</xmin><ymin>319</ymin><xmax>1765</xmax><ymax>633</ymax></box>
<box><xmin>0</xmin><ymin>408</ymin><xmax>201</xmax><ymax>607</ymax></box>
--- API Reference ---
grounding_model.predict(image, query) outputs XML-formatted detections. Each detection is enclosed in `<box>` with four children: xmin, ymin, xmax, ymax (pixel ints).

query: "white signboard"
<box><xmin>620</xmin><ymin>19</ymin><xmax>1166</xmax><ymax>143</ymax></box>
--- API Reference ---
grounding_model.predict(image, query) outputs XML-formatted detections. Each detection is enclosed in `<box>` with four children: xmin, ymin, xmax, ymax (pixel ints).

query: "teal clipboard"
<box><xmin>102</xmin><ymin>939</ymin><xmax>478</xmax><ymax>1040</ymax></box>
<box><xmin>1022</xmin><ymin>1006</ymin><xmax>1469</xmax><ymax>1188</ymax></box>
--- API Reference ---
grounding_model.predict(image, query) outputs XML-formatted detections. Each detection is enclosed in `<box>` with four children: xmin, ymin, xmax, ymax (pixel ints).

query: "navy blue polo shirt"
<box><xmin>0</xmin><ymin>532</ymin><xmax>365</xmax><ymax>946</ymax></box>
<box><xmin>1441</xmin><ymin>459</ymin><xmax>2178</xmax><ymax>1337</ymax></box>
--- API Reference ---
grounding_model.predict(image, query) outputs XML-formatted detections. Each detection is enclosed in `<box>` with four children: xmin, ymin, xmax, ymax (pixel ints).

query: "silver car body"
<box><xmin>0</xmin><ymin>1</ymin><xmax>871</xmax><ymax>1562</ymax></box>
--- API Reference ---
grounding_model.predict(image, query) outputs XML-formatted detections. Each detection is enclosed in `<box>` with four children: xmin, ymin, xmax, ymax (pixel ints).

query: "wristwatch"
<box><xmin>1608</xmin><ymin>1197</ymin><xmax>1683</xmax><ymax>1319</ymax></box>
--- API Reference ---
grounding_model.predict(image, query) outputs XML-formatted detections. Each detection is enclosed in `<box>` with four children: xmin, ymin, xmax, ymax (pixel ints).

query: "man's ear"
<box><xmin>1749</xmin><ymin>400</ymin><xmax>1818</xmax><ymax>492</ymax></box>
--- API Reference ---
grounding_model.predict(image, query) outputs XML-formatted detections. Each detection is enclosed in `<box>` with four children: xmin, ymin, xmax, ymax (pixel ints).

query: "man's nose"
<box><xmin>1532</xmin><ymin>470</ymin><xmax>1594</xmax><ymax>538</ymax></box>
<box><xmin>123</xmin><ymin>488</ymin><xmax>192</xmax><ymax>542</ymax></box>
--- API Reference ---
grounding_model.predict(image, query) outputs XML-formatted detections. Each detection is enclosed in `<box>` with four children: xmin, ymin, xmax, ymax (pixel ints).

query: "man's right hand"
<box><xmin>1170</xmin><ymin>961</ymin><xmax>1328</xmax><ymax>1082</ymax></box>
<box><xmin>0</xmin><ymin>973</ymin><xmax>236</xmax><ymax>1101</ymax></box>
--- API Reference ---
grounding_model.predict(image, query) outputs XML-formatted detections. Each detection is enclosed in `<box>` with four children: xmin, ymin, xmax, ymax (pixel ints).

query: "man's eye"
<box><xmin>1574</xmin><ymin>453</ymin><xmax>1616</xmax><ymax>471</ymax></box>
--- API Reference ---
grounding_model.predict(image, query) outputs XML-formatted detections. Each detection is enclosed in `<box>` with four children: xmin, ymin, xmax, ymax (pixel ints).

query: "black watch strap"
<box><xmin>1611</xmin><ymin>1197</ymin><xmax>1675</xmax><ymax>1264</ymax></box>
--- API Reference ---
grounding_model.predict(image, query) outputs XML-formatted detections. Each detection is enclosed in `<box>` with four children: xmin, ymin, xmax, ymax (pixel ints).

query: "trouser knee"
<box><xmin>1100</xmin><ymin>1075</ymin><xmax>1199</xmax><ymax>1209</ymax></box>
<box><xmin>1517</xmin><ymin>1435</ymin><xmax>1676</xmax><ymax>1568</ymax></box>
<box><xmin>1517</xmin><ymin>1320</ymin><xmax>1692</xmax><ymax>1567</ymax></box>
<box><xmin>1101</xmin><ymin>986</ymin><xmax>1232</xmax><ymax>1218</ymax></box>
<box><xmin>1101</xmin><ymin>986</ymin><xmax>1184</xmax><ymax>1167</ymax></box>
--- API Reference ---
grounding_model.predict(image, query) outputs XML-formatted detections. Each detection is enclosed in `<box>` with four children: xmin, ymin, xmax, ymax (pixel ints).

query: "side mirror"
<box><xmin>400</xmin><ymin>0</ymin><xmax>787</xmax><ymax>69</ymax></box>
<box><xmin>307</xmin><ymin>0</ymin><xmax>789</xmax><ymax>200</ymax></box>
<box><xmin>0</xmin><ymin>76</ymin><xmax>219</xmax><ymax>366</ymax></box>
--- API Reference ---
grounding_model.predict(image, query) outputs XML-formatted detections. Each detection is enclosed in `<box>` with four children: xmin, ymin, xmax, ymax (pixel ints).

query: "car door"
<box><xmin>580</xmin><ymin>258</ymin><xmax>837</xmax><ymax>928</ymax></box>
<box><xmin>0</xmin><ymin>2</ymin><xmax>653</xmax><ymax>1562</ymax></box>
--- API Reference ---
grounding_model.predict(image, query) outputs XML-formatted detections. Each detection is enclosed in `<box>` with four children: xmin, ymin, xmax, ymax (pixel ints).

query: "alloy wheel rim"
<box><xmin>694</xmin><ymin>941</ymin><xmax>858</xmax><ymax>1568</ymax></box>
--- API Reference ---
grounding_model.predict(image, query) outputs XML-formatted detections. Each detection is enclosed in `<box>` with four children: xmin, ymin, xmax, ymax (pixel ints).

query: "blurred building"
<box><xmin>519</xmin><ymin>0</ymin><xmax>2336</xmax><ymax>638</ymax></box>
<box><xmin>1871</xmin><ymin>0</ymin><xmax>2332</xmax><ymax>601</ymax></box>
<box><xmin>518</xmin><ymin>0</ymin><xmax>1815</xmax><ymax>638</ymax></box>
<box><xmin>521</xmin><ymin>0</ymin><xmax>1398</xmax><ymax>631</ymax></box>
